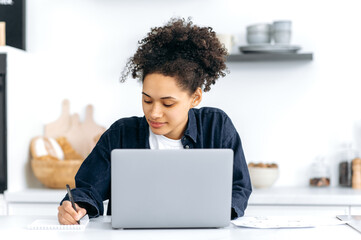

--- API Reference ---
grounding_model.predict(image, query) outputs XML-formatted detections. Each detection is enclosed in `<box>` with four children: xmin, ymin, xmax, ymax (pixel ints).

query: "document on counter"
<box><xmin>27</xmin><ymin>214</ymin><xmax>89</xmax><ymax>230</ymax></box>
<box><xmin>337</xmin><ymin>215</ymin><xmax>361</xmax><ymax>234</ymax></box>
<box><xmin>231</xmin><ymin>216</ymin><xmax>349</xmax><ymax>229</ymax></box>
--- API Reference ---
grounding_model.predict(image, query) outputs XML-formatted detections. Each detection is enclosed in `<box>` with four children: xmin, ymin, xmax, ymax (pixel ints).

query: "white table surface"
<box><xmin>0</xmin><ymin>215</ymin><xmax>360</xmax><ymax>240</ymax></box>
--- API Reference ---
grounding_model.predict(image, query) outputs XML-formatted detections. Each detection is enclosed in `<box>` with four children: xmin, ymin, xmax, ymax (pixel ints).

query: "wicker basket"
<box><xmin>31</xmin><ymin>158</ymin><xmax>83</xmax><ymax>189</ymax></box>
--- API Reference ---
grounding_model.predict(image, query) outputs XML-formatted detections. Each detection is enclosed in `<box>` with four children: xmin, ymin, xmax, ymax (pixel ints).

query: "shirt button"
<box><xmin>184</xmin><ymin>145</ymin><xmax>190</xmax><ymax>149</ymax></box>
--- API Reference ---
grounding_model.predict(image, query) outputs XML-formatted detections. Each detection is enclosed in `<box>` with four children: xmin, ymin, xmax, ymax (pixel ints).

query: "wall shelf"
<box><xmin>227</xmin><ymin>53</ymin><xmax>313</xmax><ymax>62</ymax></box>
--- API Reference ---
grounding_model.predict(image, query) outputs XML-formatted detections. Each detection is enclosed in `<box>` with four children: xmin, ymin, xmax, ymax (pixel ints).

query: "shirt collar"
<box><xmin>184</xmin><ymin>108</ymin><xmax>197</xmax><ymax>143</ymax></box>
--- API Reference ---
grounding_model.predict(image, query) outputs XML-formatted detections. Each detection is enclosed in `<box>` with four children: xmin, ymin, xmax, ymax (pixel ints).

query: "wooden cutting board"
<box><xmin>64</xmin><ymin>113</ymin><xmax>88</xmax><ymax>158</ymax></box>
<box><xmin>44</xmin><ymin>99</ymin><xmax>71</xmax><ymax>138</ymax></box>
<box><xmin>81</xmin><ymin>104</ymin><xmax>106</xmax><ymax>157</ymax></box>
<box><xmin>44</xmin><ymin>100</ymin><xmax>106</xmax><ymax>159</ymax></box>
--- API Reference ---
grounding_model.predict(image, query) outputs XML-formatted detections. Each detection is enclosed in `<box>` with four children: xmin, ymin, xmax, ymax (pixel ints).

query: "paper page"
<box><xmin>231</xmin><ymin>216</ymin><xmax>349</xmax><ymax>229</ymax></box>
<box><xmin>27</xmin><ymin>214</ymin><xmax>89</xmax><ymax>230</ymax></box>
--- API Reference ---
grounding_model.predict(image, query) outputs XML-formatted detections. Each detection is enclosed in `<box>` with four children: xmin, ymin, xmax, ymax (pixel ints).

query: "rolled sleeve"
<box><xmin>60</xmin><ymin>130</ymin><xmax>113</xmax><ymax>218</ymax></box>
<box><xmin>225</xmin><ymin>131</ymin><xmax>252</xmax><ymax>219</ymax></box>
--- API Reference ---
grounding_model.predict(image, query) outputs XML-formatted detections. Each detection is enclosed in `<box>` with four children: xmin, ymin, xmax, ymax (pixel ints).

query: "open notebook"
<box><xmin>27</xmin><ymin>214</ymin><xmax>89</xmax><ymax>230</ymax></box>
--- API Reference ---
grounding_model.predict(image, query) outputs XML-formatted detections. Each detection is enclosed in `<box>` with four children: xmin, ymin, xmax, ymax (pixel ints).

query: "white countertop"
<box><xmin>0</xmin><ymin>215</ymin><xmax>360</xmax><ymax>240</ymax></box>
<box><xmin>4</xmin><ymin>186</ymin><xmax>361</xmax><ymax>206</ymax></box>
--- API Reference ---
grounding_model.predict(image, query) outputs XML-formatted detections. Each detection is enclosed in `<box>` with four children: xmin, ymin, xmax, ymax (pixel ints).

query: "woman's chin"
<box><xmin>150</xmin><ymin>127</ymin><xmax>167</xmax><ymax>136</ymax></box>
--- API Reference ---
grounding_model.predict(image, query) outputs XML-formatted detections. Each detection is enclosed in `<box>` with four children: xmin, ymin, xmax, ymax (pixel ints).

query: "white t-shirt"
<box><xmin>148</xmin><ymin>127</ymin><xmax>183</xmax><ymax>150</ymax></box>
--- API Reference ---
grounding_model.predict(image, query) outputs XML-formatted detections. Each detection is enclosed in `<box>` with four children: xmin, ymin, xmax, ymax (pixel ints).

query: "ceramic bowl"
<box><xmin>247</xmin><ymin>23</ymin><xmax>272</xmax><ymax>33</ymax></box>
<box><xmin>273</xmin><ymin>20</ymin><xmax>292</xmax><ymax>31</ymax></box>
<box><xmin>248</xmin><ymin>167</ymin><xmax>279</xmax><ymax>188</ymax></box>
<box><xmin>246</xmin><ymin>24</ymin><xmax>272</xmax><ymax>44</ymax></box>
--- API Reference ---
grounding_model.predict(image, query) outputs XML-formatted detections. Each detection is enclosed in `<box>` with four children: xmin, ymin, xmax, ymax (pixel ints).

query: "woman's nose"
<box><xmin>150</xmin><ymin>104</ymin><xmax>163</xmax><ymax>119</ymax></box>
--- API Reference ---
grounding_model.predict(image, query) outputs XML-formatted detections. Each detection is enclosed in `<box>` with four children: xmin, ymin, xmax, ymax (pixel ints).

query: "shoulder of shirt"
<box><xmin>107</xmin><ymin>116</ymin><xmax>144</xmax><ymax>131</ymax></box>
<box><xmin>193</xmin><ymin>107</ymin><xmax>237</xmax><ymax>144</ymax></box>
<box><xmin>192</xmin><ymin>107</ymin><xmax>230</xmax><ymax>119</ymax></box>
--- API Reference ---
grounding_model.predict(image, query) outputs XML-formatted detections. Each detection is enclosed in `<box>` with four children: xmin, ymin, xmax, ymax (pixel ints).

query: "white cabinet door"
<box><xmin>245</xmin><ymin>205</ymin><xmax>349</xmax><ymax>217</ymax></box>
<box><xmin>7</xmin><ymin>203</ymin><xmax>59</xmax><ymax>216</ymax></box>
<box><xmin>0</xmin><ymin>195</ymin><xmax>6</xmax><ymax>215</ymax></box>
<box><xmin>7</xmin><ymin>200</ymin><xmax>109</xmax><ymax>216</ymax></box>
<box><xmin>350</xmin><ymin>207</ymin><xmax>361</xmax><ymax>215</ymax></box>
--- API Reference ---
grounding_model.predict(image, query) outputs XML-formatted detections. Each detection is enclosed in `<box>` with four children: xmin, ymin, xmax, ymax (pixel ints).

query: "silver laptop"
<box><xmin>111</xmin><ymin>149</ymin><xmax>233</xmax><ymax>229</ymax></box>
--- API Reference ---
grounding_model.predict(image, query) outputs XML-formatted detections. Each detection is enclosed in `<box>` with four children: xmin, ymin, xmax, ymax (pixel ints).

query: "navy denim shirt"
<box><xmin>61</xmin><ymin>107</ymin><xmax>252</xmax><ymax>220</ymax></box>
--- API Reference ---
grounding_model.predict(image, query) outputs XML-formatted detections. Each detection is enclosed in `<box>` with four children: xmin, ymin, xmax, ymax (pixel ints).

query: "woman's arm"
<box><xmin>60</xmin><ymin>129</ymin><xmax>115</xmax><ymax>218</ymax></box>
<box><xmin>224</xmin><ymin>126</ymin><xmax>252</xmax><ymax>219</ymax></box>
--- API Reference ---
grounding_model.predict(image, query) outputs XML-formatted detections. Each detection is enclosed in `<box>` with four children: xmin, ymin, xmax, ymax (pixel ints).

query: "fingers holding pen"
<box><xmin>58</xmin><ymin>201</ymin><xmax>87</xmax><ymax>225</ymax></box>
<box><xmin>75</xmin><ymin>203</ymin><xmax>87</xmax><ymax>220</ymax></box>
<box><xmin>58</xmin><ymin>201</ymin><xmax>78</xmax><ymax>225</ymax></box>
<box><xmin>64</xmin><ymin>201</ymin><xmax>80</xmax><ymax>221</ymax></box>
<box><xmin>58</xmin><ymin>209</ymin><xmax>78</xmax><ymax>225</ymax></box>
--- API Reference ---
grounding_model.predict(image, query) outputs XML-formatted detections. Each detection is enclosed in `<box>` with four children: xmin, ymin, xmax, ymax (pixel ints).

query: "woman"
<box><xmin>58</xmin><ymin>18</ymin><xmax>252</xmax><ymax>225</ymax></box>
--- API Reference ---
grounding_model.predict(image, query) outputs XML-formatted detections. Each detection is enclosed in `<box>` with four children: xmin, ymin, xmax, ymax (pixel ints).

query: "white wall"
<box><xmin>5</xmin><ymin>0</ymin><xmax>361</xmax><ymax>190</ymax></box>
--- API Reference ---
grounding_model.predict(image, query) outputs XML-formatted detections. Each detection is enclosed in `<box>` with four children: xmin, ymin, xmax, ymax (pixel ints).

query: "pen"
<box><xmin>66</xmin><ymin>184</ymin><xmax>80</xmax><ymax>224</ymax></box>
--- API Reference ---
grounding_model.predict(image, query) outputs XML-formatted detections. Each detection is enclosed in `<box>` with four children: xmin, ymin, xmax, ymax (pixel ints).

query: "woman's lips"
<box><xmin>149</xmin><ymin>120</ymin><xmax>166</xmax><ymax>128</ymax></box>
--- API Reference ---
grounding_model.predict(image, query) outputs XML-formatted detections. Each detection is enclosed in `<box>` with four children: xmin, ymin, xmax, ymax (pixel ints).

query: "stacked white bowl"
<box><xmin>246</xmin><ymin>23</ymin><xmax>272</xmax><ymax>44</ymax></box>
<box><xmin>272</xmin><ymin>20</ymin><xmax>292</xmax><ymax>44</ymax></box>
<box><xmin>246</xmin><ymin>21</ymin><xmax>292</xmax><ymax>45</ymax></box>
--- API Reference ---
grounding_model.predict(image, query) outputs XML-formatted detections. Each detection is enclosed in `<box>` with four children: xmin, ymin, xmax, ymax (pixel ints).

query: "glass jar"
<box><xmin>338</xmin><ymin>143</ymin><xmax>357</xmax><ymax>187</ymax></box>
<box><xmin>309</xmin><ymin>156</ymin><xmax>330</xmax><ymax>187</ymax></box>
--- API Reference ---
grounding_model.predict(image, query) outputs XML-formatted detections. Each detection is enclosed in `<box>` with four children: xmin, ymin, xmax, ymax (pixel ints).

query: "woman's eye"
<box><xmin>163</xmin><ymin>103</ymin><xmax>174</xmax><ymax>107</ymax></box>
<box><xmin>143</xmin><ymin>100</ymin><xmax>152</xmax><ymax>104</ymax></box>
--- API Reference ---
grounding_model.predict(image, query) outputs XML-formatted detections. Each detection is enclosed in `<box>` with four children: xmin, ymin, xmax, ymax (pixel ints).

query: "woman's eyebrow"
<box><xmin>160</xmin><ymin>96</ymin><xmax>176</xmax><ymax>100</ymax></box>
<box><xmin>142</xmin><ymin>92</ymin><xmax>176</xmax><ymax>100</ymax></box>
<box><xmin>142</xmin><ymin>92</ymin><xmax>151</xmax><ymax>98</ymax></box>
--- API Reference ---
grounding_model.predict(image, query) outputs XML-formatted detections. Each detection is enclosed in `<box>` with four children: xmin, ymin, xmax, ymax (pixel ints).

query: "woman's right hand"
<box><xmin>58</xmin><ymin>200</ymin><xmax>87</xmax><ymax>225</ymax></box>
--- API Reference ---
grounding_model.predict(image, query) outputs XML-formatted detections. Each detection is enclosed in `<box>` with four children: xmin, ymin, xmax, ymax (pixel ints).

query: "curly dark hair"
<box><xmin>120</xmin><ymin>18</ymin><xmax>228</xmax><ymax>93</ymax></box>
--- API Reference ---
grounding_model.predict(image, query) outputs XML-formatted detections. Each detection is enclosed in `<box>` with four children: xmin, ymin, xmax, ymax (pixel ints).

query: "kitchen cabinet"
<box><xmin>350</xmin><ymin>207</ymin><xmax>361</xmax><ymax>215</ymax></box>
<box><xmin>0</xmin><ymin>53</ymin><xmax>6</xmax><ymax>194</ymax></box>
<box><xmin>4</xmin><ymin>189</ymin><xmax>64</xmax><ymax>216</ymax></box>
<box><xmin>0</xmin><ymin>194</ymin><xmax>5</xmax><ymax>215</ymax></box>
<box><xmin>4</xmin><ymin>187</ymin><xmax>361</xmax><ymax>217</ymax></box>
<box><xmin>6</xmin><ymin>202</ymin><xmax>107</xmax><ymax>216</ymax></box>
<box><xmin>4</xmin><ymin>189</ymin><xmax>108</xmax><ymax>216</ymax></box>
<box><xmin>246</xmin><ymin>186</ymin><xmax>361</xmax><ymax>217</ymax></box>
<box><xmin>7</xmin><ymin>202</ymin><xmax>59</xmax><ymax>216</ymax></box>
<box><xmin>0</xmin><ymin>0</ymin><xmax>26</xmax><ymax>50</ymax></box>
<box><xmin>227</xmin><ymin>53</ymin><xmax>313</xmax><ymax>62</ymax></box>
<box><xmin>248</xmin><ymin>186</ymin><xmax>361</xmax><ymax>205</ymax></box>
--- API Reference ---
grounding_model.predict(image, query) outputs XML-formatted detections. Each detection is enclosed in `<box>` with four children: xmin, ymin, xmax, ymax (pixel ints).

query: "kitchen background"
<box><xmin>2</xmin><ymin>0</ymin><xmax>361</xmax><ymax>192</ymax></box>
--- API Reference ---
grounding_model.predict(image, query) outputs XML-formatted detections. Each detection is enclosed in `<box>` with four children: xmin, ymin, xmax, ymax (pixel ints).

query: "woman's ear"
<box><xmin>191</xmin><ymin>88</ymin><xmax>202</xmax><ymax>108</ymax></box>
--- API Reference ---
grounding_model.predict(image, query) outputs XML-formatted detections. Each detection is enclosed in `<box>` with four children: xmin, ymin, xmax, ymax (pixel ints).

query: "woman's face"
<box><xmin>142</xmin><ymin>73</ymin><xmax>201</xmax><ymax>140</ymax></box>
